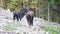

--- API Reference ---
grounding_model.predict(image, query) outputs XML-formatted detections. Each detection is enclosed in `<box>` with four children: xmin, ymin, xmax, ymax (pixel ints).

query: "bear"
<box><xmin>13</xmin><ymin>8</ymin><xmax>28</xmax><ymax>21</ymax></box>
<box><xmin>26</xmin><ymin>10</ymin><xmax>34</xmax><ymax>26</ymax></box>
<box><xmin>13</xmin><ymin>10</ymin><xmax>20</xmax><ymax>21</ymax></box>
<box><xmin>19</xmin><ymin>8</ymin><xmax>28</xmax><ymax>20</ymax></box>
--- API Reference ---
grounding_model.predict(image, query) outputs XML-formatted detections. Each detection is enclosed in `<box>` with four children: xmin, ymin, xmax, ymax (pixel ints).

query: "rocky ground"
<box><xmin>0</xmin><ymin>8</ymin><xmax>60</xmax><ymax>34</ymax></box>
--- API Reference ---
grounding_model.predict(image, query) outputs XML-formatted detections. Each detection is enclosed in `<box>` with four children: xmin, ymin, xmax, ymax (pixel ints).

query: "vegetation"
<box><xmin>44</xmin><ymin>26</ymin><xmax>60</xmax><ymax>34</ymax></box>
<box><xmin>49</xmin><ymin>0</ymin><xmax>60</xmax><ymax>23</ymax></box>
<box><xmin>4</xmin><ymin>23</ymin><xmax>17</xmax><ymax>30</ymax></box>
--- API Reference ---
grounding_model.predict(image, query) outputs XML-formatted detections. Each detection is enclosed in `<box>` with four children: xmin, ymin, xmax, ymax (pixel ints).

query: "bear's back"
<box><xmin>26</xmin><ymin>11</ymin><xmax>34</xmax><ymax>16</ymax></box>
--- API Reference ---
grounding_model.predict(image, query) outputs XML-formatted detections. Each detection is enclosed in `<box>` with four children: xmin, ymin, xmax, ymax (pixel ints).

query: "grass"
<box><xmin>44</xmin><ymin>26</ymin><xmax>60</xmax><ymax>34</ymax></box>
<box><xmin>4</xmin><ymin>23</ymin><xmax>17</xmax><ymax>30</ymax></box>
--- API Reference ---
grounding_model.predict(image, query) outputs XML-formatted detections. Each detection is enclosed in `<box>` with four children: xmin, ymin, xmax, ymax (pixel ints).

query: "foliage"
<box><xmin>4</xmin><ymin>23</ymin><xmax>17</xmax><ymax>30</ymax></box>
<box><xmin>49</xmin><ymin>0</ymin><xmax>60</xmax><ymax>22</ymax></box>
<box><xmin>44</xmin><ymin>26</ymin><xmax>60</xmax><ymax>34</ymax></box>
<box><xmin>3</xmin><ymin>0</ymin><xmax>23</xmax><ymax>11</ymax></box>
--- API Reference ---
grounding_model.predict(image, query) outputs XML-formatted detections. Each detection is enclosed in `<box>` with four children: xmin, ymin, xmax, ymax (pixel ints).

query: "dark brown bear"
<box><xmin>13</xmin><ymin>8</ymin><xmax>28</xmax><ymax>21</ymax></box>
<box><xmin>26</xmin><ymin>11</ymin><xmax>34</xmax><ymax>26</ymax></box>
<box><xmin>13</xmin><ymin>10</ymin><xmax>20</xmax><ymax>21</ymax></box>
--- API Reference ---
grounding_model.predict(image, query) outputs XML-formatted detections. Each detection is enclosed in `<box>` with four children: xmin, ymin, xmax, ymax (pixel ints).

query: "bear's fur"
<box><xmin>13</xmin><ymin>10</ymin><xmax>20</xmax><ymax>21</ymax></box>
<box><xmin>13</xmin><ymin>8</ymin><xmax>28</xmax><ymax>21</ymax></box>
<box><xmin>26</xmin><ymin>11</ymin><xmax>34</xmax><ymax>26</ymax></box>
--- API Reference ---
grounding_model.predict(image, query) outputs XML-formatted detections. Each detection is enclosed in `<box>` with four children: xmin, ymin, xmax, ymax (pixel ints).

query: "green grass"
<box><xmin>4</xmin><ymin>23</ymin><xmax>17</xmax><ymax>30</ymax></box>
<box><xmin>44</xmin><ymin>26</ymin><xmax>60</xmax><ymax>34</ymax></box>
